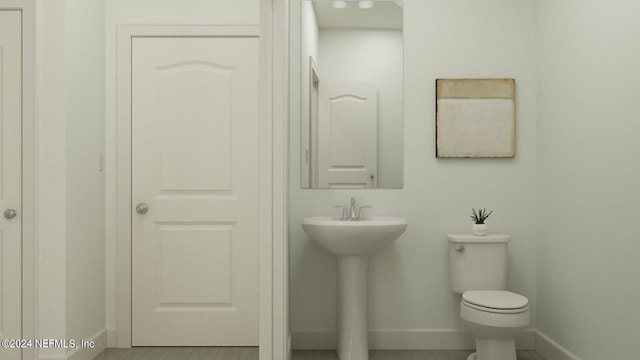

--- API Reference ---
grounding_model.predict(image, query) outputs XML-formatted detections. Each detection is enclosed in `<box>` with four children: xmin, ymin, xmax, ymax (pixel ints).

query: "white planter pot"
<box><xmin>472</xmin><ymin>223</ymin><xmax>488</xmax><ymax>236</ymax></box>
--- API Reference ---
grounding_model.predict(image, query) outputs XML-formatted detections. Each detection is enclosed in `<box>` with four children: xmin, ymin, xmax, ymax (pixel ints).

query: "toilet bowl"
<box><xmin>460</xmin><ymin>290</ymin><xmax>530</xmax><ymax>360</ymax></box>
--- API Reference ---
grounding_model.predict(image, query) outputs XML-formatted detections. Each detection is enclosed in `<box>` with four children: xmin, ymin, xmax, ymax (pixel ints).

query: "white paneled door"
<box><xmin>131</xmin><ymin>37</ymin><xmax>259</xmax><ymax>345</ymax></box>
<box><xmin>0</xmin><ymin>10</ymin><xmax>22</xmax><ymax>360</ymax></box>
<box><xmin>318</xmin><ymin>83</ymin><xmax>378</xmax><ymax>188</ymax></box>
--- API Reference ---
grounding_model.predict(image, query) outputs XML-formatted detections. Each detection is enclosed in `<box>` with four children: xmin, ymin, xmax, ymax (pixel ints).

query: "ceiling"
<box><xmin>311</xmin><ymin>0</ymin><xmax>403</xmax><ymax>30</ymax></box>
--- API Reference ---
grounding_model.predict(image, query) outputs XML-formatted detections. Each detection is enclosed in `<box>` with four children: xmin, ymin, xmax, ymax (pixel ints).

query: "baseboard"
<box><xmin>66</xmin><ymin>329</ymin><xmax>107</xmax><ymax>360</ymax></box>
<box><xmin>37</xmin><ymin>330</ymin><xmax>106</xmax><ymax>360</ymax></box>
<box><xmin>292</xmin><ymin>329</ymin><xmax>536</xmax><ymax>350</ymax></box>
<box><xmin>287</xmin><ymin>332</ymin><xmax>292</xmax><ymax>360</ymax></box>
<box><xmin>535</xmin><ymin>331</ymin><xmax>582</xmax><ymax>360</ymax></box>
<box><xmin>106</xmin><ymin>328</ymin><xmax>116</xmax><ymax>348</ymax></box>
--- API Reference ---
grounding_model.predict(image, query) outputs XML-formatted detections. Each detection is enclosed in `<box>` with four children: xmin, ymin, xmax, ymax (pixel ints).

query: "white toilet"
<box><xmin>448</xmin><ymin>234</ymin><xmax>530</xmax><ymax>360</ymax></box>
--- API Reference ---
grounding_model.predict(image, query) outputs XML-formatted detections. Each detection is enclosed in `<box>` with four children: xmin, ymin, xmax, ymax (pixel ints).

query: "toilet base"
<box><xmin>469</xmin><ymin>338</ymin><xmax>517</xmax><ymax>360</ymax></box>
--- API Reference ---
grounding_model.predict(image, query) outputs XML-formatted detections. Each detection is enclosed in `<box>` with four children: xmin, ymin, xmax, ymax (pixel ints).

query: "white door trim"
<box><xmin>116</xmin><ymin>23</ymin><xmax>278</xmax><ymax>350</ymax></box>
<box><xmin>0</xmin><ymin>2</ymin><xmax>36</xmax><ymax>360</ymax></box>
<box><xmin>260</xmin><ymin>0</ymin><xmax>290</xmax><ymax>359</ymax></box>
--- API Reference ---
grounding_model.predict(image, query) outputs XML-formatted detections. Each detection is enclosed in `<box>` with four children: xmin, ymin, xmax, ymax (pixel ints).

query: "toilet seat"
<box><xmin>462</xmin><ymin>290</ymin><xmax>528</xmax><ymax>314</ymax></box>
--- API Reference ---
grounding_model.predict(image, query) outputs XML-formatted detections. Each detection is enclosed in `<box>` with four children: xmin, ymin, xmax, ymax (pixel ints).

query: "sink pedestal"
<box><xmin>301</xmin><ymin>216</ymin><xmax>409</xmax><ymax>360</ymax></box>
<box><xmin>337</xmin><ymin>256</ymin><xmax>369</xmax><ymax>360</ymax></box>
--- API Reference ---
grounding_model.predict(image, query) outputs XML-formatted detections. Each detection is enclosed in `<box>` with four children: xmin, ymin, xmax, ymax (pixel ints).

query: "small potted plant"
<box><xmin>470</xmin><ymin>208</ymin><xmax>493</xmax><ymax>236</ymax></box>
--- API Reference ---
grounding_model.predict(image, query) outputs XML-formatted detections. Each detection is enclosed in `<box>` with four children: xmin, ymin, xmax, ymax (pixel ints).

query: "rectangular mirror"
<box><xmin>294</xmin><ymin>0</ymin><xmax>404</xmax><ymax>189</ymax></box>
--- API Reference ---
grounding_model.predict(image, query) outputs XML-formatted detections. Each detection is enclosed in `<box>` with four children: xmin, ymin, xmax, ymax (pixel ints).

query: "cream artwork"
<box><xmin>436</xmin><ymin>78</ymin><xmax>516</xmax><ymax>158</ymax></box>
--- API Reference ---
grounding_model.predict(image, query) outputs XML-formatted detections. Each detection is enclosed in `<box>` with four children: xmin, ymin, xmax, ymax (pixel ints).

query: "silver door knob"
<box><xmin>135</xmin><ymin>203</ymin><xmax>149</xmax><ymax>214</ymax></box>
<box><xmin>4</xmin><ymin>209</ymin><xmax>17</xmax><ymax>219</ymax></box>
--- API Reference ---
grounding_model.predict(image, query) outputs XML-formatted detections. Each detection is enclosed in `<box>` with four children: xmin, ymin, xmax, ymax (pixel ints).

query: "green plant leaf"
<box><xmin>470</xmin><ymin>207</ymin><xmax>492</xmax><ymax>224</ymax></box>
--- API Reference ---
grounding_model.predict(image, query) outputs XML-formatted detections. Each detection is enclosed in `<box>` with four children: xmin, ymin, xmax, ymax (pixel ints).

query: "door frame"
<box><xmin>0</xmin><ymin>2</ymin><xmax>36</xmax><ymax>360</ymax></box>
<box><xmin>261</xmin><ymin>0</ymin><xmax>290</xmax><ymax>358</ymax></box>
<box><xmin>308</xmin><ymin>57</ymin><xmax>320</xmax><ymax>188</ymax></box>
<box><xmin>116</xmin><ymin>20</ymin><xmax>289</xmax><ymax>359</ymax></box>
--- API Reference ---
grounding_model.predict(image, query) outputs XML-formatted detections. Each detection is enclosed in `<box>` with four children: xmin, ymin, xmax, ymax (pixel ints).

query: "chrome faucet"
<box><xmin>334</xmin><ymin>197</ymin><xmax>372</xmax><ymax>221</ymax></box>
<box><xmin>349</xmin><ymin>197</ymin><xmax>358</xmax><ymax>220</ymax></box>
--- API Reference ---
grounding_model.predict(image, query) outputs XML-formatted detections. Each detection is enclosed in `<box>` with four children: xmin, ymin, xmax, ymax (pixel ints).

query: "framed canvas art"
<box><xmin>436</xmin><ymin>79</ymin><xmax>515</xmax><ymax>158</ymax></box>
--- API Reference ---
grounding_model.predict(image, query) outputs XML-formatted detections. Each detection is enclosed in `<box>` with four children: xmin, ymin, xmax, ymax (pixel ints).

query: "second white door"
<box><xmin>318</xmin><ymin>83</ymin><xmax>378</xmax><ymax>188</ymax></box>
<box><xmin>131</xmin><ymin>36</ymin><xmax>259</xmax><ymax>345</ymax></box>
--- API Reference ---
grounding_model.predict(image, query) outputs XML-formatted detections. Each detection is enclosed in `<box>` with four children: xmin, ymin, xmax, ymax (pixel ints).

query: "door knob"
<box><xmin>4</xmin><ymin>209</ymin><xmax>17</xmax><ymax>219</ymax></box>
<box><xmin>135</xmin><ymin>203</ymin><xmax>149</xmax><ymax>214</ymax></box>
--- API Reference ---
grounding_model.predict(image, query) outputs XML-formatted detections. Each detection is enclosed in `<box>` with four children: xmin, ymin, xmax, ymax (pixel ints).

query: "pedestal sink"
<box><xmin>301</xmin><ymin>216</ymin><xmax>408</xmax><ymax>360</ymax></box>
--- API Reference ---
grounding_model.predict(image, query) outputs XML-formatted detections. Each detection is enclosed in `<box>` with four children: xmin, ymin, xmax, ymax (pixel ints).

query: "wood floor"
<box><xmin>293</xmin><ymin>350</ymin><xmax>546</xmax><ymax>360</ymax></box>
<box><xmin>94</xmin><ymin>348</ymin><xmax>546</xmax><ymax>360</ymax></box>
<box><xmin>94</xmin><ymin>347</ymin><xmax>258</xmax><ymax>360</ymax></box>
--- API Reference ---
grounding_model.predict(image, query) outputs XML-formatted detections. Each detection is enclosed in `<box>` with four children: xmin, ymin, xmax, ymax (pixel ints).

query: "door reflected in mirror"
<box><xmin>298</xmin><ymin>0</ymin><xmax>403</xmax><ymax>189</ymax></box>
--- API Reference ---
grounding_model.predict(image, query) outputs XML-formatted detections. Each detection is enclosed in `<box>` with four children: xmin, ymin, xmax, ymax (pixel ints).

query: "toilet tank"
<box><xmin>448</xmin><ymin>234</ymin><xmax>510</xmax><ymax>294</ymax></box>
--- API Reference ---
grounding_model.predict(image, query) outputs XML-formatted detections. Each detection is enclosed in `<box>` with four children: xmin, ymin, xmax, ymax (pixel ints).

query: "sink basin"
<box><xmin>301</xmin><ymin>215</ymin><xmax>408</xmax><ymax>360</ymax></box>
<box><xmin>301</xmin><ymin>216</ymin><xmax>408</xmax><ymax>256</ymax></box>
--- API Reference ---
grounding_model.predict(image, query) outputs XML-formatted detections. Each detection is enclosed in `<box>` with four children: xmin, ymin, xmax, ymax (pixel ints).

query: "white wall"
<box><xmin>103</xmin><ymin>0</ymin><xmax>260</xmax><ymax>344</ymax></box>
<box><xmin>65</xmin><ymin>0</ymin><xmax>106</xmax><ymax>352</ymax></box>
<box><xmin>536</xmin><ymin>1</ymin><xmax>640</xmax><ymax>359</ymax></box>
<box><xmin>289</xmin><ymin>0</ymin><xmax>537</xmax><ymax>345</ymax></box>
<box><xmin>36</xmin><ymin>1</ymin><xmax>67</xmax><ymax>357</ymax></box>
<box><xmin>318</xmin><ymin>29</ymin><xmax>403</xmax><ymax>188</ymax></box>
<box><xmin>36</xmin><ymin>0</ymin><xmax>107</xmax><ymax>358</ymax></box>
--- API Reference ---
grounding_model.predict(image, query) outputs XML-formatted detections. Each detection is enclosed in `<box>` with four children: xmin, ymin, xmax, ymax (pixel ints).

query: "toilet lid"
<box><xmin>462</xmin><ymin>290</ymin><xmax>528</xmax><ymax>310</ymax></box>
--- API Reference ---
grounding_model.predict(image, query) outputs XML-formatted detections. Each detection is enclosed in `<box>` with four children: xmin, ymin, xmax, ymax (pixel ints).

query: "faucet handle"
<box><xmin>357</xmin><ymin>205</ymin><xmax>372</xmax><ymax>220</ymax></box>
<box><xmin>333</xmin><ymin>205</ymin><xmax>347</xmax><ymax>220</ymax></box>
